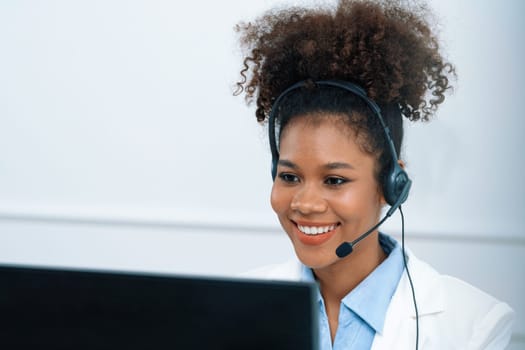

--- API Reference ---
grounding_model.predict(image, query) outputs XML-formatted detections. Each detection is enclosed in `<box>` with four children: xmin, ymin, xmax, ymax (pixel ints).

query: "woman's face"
<box><xmin>270</xmin><ymin>115</ymin><xmax>384</xmax><ymax>270</ymax></box>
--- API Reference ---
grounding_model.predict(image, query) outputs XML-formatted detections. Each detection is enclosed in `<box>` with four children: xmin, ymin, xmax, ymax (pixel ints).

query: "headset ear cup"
<box><xmin>384</xmin><ymin>165</ymin><xmax>411</xmax><ymax>206</ymax></box>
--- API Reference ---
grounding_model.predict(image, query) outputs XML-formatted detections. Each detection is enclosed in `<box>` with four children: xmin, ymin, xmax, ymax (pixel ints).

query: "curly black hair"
<box><xmin>234</xmin><ymin>0</ymin><xmax>455</xmax><ymax>185</ymax></box>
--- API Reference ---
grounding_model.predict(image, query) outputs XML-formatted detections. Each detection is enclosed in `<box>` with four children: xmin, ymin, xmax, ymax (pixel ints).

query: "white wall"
<box><xmin>0</xmin><ymin>0</ymin><xmax>524</xmax><ymax>347</ymax></box>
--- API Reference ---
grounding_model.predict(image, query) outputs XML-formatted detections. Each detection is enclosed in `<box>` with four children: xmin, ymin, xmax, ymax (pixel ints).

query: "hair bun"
<box><xmin>235</xmin><ymin>0</ymin><xmax>456</xmax><ymax>123</ymax></box>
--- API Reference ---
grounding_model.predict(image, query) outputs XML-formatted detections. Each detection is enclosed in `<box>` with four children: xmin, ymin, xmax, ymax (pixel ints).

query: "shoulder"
<box><xmin>437</xmin><ymin>274</ymin><xmax>514</xmax><ymax>349</ymax></box>
<box><xmin>239</xmin><ymin>259</ymin><xmax>303</xmax><ymax>281</ymax></box>
<box><xmin>407</xmin><ymin>254</ymin><xmax>515</xmax><ymax>349</ymax></box>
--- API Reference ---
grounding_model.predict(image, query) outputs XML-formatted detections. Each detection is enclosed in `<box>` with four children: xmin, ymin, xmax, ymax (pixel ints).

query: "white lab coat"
<box><xmin>243</xmin><ymin>252</ymin><xmax>514</xmax><ymax>349</ymax></box>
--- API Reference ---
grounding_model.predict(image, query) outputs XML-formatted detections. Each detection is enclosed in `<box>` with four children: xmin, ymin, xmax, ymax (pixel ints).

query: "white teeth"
<box><xmin>297</xmin><ymin>224</ymin><xmax>336</xmax><ymax>235</ymax></box>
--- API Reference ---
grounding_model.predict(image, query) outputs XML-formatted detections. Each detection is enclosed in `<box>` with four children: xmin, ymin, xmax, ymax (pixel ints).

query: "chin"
<box><xmin>292</xmin><ymin>245</ymin><xmax>339</xmax><ymax>270</ymax></box>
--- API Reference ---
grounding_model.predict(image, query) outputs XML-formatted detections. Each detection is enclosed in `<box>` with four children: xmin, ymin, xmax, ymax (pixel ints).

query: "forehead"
<box><xmin>278</xmin><ymin>115</ymin><xmax>368</xmax><ymax>160</ymax></box>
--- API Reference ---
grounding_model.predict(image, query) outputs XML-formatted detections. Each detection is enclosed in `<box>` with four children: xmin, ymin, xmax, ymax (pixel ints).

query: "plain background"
<box><xmin>0</xmin><ymin>0</ymin><xmax>524</xmax><ymax>347</ymax></box>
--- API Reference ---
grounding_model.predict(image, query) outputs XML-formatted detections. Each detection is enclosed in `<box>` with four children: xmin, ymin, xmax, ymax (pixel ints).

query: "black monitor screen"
<box><xmin>0</xmin><ymin>264</ymin><xmax>318</xmax><ymax>350</ymax></box>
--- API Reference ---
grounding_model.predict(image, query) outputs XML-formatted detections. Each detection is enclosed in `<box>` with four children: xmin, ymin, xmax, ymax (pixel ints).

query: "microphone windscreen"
<box><xmin>336</xmin><ymin>243</ymin><xmax>353</xmax><ymax>258</ymax></box>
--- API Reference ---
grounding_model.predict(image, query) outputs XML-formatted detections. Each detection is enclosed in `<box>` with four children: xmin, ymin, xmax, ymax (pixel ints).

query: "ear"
<box><xmin>398</xmin><ymin>159</ymin><xmax>406</xmax><ymax>169</ymax></box>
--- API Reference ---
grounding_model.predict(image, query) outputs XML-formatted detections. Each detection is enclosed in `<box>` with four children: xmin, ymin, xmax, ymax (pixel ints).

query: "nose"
<box><xmin>290</xmin><ymin>184</ymin><xmax>327</xmax><ymax>215</ymax></box>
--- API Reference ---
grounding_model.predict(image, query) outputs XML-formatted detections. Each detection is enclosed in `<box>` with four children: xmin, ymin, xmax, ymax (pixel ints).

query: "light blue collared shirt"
<box><xmin>300</xmin><ymin>233</ymin><xmax>404</xmax><ymax>350</ymax></box>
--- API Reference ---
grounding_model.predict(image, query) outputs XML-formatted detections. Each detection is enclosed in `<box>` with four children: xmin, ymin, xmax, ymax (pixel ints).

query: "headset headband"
<box><xmin>268</xmin><ymin>80</ymin><xmax>399</xmax><ymax>174</ymax></box>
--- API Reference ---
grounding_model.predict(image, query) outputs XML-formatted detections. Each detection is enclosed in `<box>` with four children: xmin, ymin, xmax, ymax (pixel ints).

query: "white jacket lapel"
<box><xmin>371</xmin><ymin>252</ymin><xmax>445</xmax><ymax>350</ymax></box>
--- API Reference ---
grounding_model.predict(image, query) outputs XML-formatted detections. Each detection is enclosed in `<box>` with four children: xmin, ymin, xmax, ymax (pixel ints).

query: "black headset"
<box><xmin>268</xmin><ymin>80</ymin><xmax>412</xmax><ymax>209</ymax></box>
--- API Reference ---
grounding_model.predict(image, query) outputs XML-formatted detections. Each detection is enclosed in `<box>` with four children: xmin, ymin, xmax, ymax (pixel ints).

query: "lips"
<box><xmin>292</xmin><ymin>221</ymin><xmax>339</xmax><ymax>246</ymax></box>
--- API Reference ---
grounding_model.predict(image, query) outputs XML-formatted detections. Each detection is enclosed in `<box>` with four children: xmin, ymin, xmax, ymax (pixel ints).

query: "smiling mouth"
<box><xmin>294</xmin><ymin>222</ymin><xmax>340</xmax><ymax>235</ymax></box>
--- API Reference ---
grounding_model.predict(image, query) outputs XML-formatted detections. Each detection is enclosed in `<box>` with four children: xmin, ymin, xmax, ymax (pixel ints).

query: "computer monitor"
<box><xmin>0</xmin><ymin>264</ymin><xmax>319</xmax><ymax>350</ymax></box>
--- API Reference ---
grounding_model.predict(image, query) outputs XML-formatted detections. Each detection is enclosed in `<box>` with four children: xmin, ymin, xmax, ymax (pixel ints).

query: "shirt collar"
<box><xmin>300</xmin><ymin>233</ymin><xmax>405</xmax><ymax>334</ymax></box>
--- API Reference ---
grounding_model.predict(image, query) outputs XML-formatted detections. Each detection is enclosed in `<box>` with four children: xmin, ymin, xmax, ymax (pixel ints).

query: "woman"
<box><xmin>235</xmin><ymin>0</ymin><xmax>514</xmax><ymax>349</ymax></box>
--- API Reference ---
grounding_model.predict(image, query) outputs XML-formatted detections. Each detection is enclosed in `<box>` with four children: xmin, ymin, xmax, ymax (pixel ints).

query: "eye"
<box><xmin>278</xmin><ymin>173</ymin><xmax>300</xmax><ymax>184</ymax></box>
<box><xmin>324</xmin><ymin>176</ymin><xmax>349</xmax><ymax>186</ymax></box>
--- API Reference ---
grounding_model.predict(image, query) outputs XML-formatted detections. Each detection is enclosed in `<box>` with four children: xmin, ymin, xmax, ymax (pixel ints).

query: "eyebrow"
<box><xmin>277</xmin><ymin>159</ymin><xmax>298</xmax><ymax>169</ymax></box>
<box><xmin>324</xmin><ymin>162</ymin><xmax>355</xmax><ymax>170</ymax></box>
<box><xmin>278</xmin><ymin>159</ymin><xmax>354</xmax><ymax>170</ymax></box>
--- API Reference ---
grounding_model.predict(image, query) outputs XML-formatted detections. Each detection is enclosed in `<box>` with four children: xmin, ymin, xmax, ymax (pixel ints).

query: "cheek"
<box><xmin>270</xmin><ymin>184</ymin><xmax>288</xmax><ymax>214</ymax></box>
<box><xmin>334</xmin><ymin>183</ymin><xmax>383</xmax><ymax>214</ymax></box>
